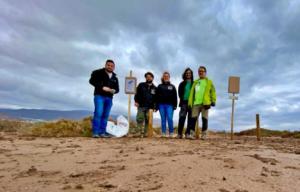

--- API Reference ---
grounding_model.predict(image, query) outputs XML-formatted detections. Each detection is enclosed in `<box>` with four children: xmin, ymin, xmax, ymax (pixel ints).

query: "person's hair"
<box><xmin>144</xmin><ymin>72</ymin><xmax>154</xmax><ymax>78</ymax></box>
<box><xmin>161</xmin><ymin>71</ymin><xmax>170</xmax><ymax>83</ymax></box>
<box><xmin>198</xmin><ymin>66</ymin><xmax>207</xmax><ymax>72</ymax></box>
<box><xmin>182</xmin><ymin>68</ymin><xmax>194</xmax><ymax>81</ymax></box>
<box><xmin>106</xmin><ymin>59</ymin><xmax>115</xmax><ymax>64</ymax></box>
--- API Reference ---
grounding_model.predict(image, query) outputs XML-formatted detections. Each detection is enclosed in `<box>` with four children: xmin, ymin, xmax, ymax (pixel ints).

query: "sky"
<box><xmin>1</xmin><ymin>0</ymin><xmax>300</xmax><ymax>131</ymax></box>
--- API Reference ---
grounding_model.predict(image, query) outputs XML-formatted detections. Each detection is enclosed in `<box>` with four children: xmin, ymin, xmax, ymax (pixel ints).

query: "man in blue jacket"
<box><xmin>89</xmin><ymin>59</ymin><xmax>119</xmax><ymax>138</ymax></box>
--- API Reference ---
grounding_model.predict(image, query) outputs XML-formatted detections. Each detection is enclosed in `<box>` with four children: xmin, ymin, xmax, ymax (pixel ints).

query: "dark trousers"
<box><xmin>188</xmin><ymin>117</ymin><xmax>208</xmax><ymax>133</ymax></box>
<box><xmin>177</xmin><ymin>103</ymin><xmax>193</xmax><ymax>136</ymax></box>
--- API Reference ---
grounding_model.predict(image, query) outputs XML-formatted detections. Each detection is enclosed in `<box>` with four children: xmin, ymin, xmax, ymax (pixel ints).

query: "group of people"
<box><xmin>89</xmin><ymin>59</ymin><xmax>217</xmax><ymax>140</ymax></box>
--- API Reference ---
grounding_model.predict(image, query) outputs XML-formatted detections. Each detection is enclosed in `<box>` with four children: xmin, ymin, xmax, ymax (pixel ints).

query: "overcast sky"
<box><xmin>1</xmin><ymin>0</ymin><xmax>300</xmax><ymax>131</ymax></box>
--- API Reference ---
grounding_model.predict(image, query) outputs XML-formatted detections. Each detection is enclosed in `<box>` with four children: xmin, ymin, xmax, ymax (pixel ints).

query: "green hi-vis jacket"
<box><xmin>188</xmin><ymin>77</ymin><xmax>217</xmax><ymax>107</ymax></box>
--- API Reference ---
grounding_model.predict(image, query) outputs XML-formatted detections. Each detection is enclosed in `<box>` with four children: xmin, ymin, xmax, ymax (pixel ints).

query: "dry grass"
<box><xmin>236</xmin><ymin>128</ymin><xmax>300</xmax><ymax>139</ymax></box>
<box><xmin>28</xmin><ymin>117</ymin><xmax>93</xmax><ymax>137</ymax></box>
<box><xmin>1</xmin><ymin>118</ymin><xmax>299</xmax><ymax>138</ymax></box>
<box><xmin>0</xmin><ymin>119</ymin><xmax>33</xmax><ymax>132</ymax></box>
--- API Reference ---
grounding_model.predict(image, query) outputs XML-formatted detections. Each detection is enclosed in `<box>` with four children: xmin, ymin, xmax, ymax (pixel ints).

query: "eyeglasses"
<box><xmin>198</xmin><ymin>70</ymin><xmax>206</xmax><ymax>73</ymax></box>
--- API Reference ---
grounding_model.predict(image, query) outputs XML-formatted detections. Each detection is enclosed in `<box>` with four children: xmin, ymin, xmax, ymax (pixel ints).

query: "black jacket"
<box><xmin>156</xmin><ymin>82</ymin><xmax>177</xmax><ymax>109</ymax></box>
<box><xmin>178</xmin><ymin>80</ymin><xmax>192</xmax><ymax>107</ymax></box>
<box><xmin>134</xmin><ymin>82</ymin><xmax>157</xmax><ymax>109</ymax></box>
<box><xmin>89</xmin><ymin>68</ymin><xmax>119</xmax><ymax>97</ymax></box>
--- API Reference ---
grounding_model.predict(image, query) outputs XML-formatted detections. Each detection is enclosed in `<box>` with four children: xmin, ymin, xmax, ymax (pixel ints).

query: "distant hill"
<box><xmin>0</xmin><ymin>108</ymin><xmax>93</xmax><ymax>121</ymax></box>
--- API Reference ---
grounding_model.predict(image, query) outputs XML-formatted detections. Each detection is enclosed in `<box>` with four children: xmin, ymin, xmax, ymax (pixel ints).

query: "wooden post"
<box><xmin>148</xmin><ymin>109</ymin><xmax>153</xmax><ymax>137</ymax></box>
<box><xmin>128</xmin><ymin>71</ymin><xmax>132</xmax><ymax>128</ymax></box>
<box><xmin>256</xmin><ymin>114</ymin><xmax>261</xmax><ymax>141</ymax></box>
<box><xmin>195</xmin><ymin>118</ymin><xmax>200</xmax><ymax>139</ymax></box>
<box><xmin>230</xmin><ymin>93</ymin><xmax>235</xmax><ymax>140</ymax></box>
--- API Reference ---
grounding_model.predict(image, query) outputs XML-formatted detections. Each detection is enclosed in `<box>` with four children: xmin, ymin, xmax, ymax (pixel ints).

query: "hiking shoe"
<box><xmin>100</xmin><ymin>133</ymin><xmax>111</xmax><ymax>138</ymax></box>
<box><xmin>186</xmin><ymin>134</ymin><xmax>195</xmax><ymax>140</ymax></box>
<box><xmin>92</xmin><ymin>134</ymin><xmax>100</xmax><ymax>138</ymax></box>
<box><xmin>161</xmin><ymin>133</ymin><xmax>167</xmax><ymax>138</ymax></box>
<box><xmin>201</xmin><ymin>131</ymin><xmax>207</xmax><ymax>140</ymax></box>
<box><xmin>177</xmin><ymin>134</ymin><xmax>183</xmax><ymax>139</ymax></box>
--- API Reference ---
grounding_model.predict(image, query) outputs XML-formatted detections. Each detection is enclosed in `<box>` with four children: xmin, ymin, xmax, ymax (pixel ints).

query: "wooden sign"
<box><xmin>228</xmin><ymin>76</ymin><xmax>240</xmax><ymax>94</ymax></box>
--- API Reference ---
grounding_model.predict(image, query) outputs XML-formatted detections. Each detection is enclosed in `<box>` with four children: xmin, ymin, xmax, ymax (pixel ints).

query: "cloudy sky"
<box><xmin>1</xmin><ymin>0</ymin><xmax>300</xmax><ymax>131</ymax></box>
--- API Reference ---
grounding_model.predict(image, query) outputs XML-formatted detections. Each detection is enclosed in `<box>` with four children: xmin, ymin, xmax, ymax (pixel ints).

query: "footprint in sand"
<box><xmin>247</xmin><ymin>154</ymin><xmax>279</xmax><ymax>165</ymax></box>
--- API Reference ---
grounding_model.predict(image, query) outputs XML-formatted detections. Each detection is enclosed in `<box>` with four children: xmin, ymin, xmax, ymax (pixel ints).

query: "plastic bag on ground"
<box><xmin>106</xmin><ymin>115</ymin><xmax>129</xmax><ymax>137</ymax></box>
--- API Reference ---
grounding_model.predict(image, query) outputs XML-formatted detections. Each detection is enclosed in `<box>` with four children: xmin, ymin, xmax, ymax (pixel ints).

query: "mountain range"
<box><xmin>0</xmin><ymin>108</ymin><xmax>93</xmax><ymax>121</ymax></box>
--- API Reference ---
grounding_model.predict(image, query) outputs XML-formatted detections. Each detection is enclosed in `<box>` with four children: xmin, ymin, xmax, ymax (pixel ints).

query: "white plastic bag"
<box><xmin>106</xmin><ymin>115</ymin><xmax>129</xmax><ymax>137</ymax></box>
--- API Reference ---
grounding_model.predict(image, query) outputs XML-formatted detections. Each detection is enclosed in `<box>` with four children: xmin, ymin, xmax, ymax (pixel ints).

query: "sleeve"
<box><xmin>114</xmin><ymin>77</ymin><xmax>119</xmax><ymax>94</ymax></box>
<box><xmin>155</xmin><ymin>85</ymin><xmax>161</xmax><ymax>110</ymax></box>
<box><xmin>188</xmin><ymin>82</ymin><xmax>196</xmax><ymax>108</ymax></box>
<box><xmin>134</xmin><ymin>83</ymin><xmax>141</xmax><ymax>103</ymax></box>
<box><xmin>178</xmin><ymin>82</ymin><xmax>184</xmax><ymax>101</ymax></box>
<box><xmin>173</xmin><ymin>85</ymin><xmax>178</xmax><ymax>108</ymax></box>
<box><xmin>210</xmin><ymin>82</ymin><xmax>217</xmax><ymax>104</ymax></box>
<box><xmin>153</xmin><ymin>86</ymin><xmax>158</xmax><ymax>110</ymax></box>
<box><xmin>89</xmin><ymin>71</ymin><xmax>97</xmax><ymax>87</ymax></box>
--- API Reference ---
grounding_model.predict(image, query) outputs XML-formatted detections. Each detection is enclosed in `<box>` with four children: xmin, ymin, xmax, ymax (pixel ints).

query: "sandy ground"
<box><xmin>0</xmin><ymin>132</ymin><xmax>299</xmax><ymax>192</ymax></box>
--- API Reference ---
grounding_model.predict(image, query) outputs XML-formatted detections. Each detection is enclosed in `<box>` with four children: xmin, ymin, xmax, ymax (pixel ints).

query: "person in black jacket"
<box><xmin>133</xmin><ymin>72</ymin><xmax>157</xmax><ymax>137</ymax></box>
<box><xmin>156</xmin><ymin>71</ymin><xmax>177</xmax><ymax>137</ymax></box>
<box><xmin>89</xmin><ymin>59</ymin><xmax>119</xmax><ymax>138</ymax></box>
<box><xmin>177</xmin><ymin>68</ymin><xmax>194</xmax><ymax>139</ymax></box>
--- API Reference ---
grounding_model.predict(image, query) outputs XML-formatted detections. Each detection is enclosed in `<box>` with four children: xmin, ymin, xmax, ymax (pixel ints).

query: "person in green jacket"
<box><xmin>188</xmin><ymin>66</ymin><xmax>216</xmax><ymax>139</ymax></box>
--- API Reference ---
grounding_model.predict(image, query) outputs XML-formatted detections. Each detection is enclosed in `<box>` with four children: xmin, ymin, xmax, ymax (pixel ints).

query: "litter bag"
<box><xmin>106</xmin><ymin>115</ymin><xmax>129</xmax><ymax>137</ymax></box>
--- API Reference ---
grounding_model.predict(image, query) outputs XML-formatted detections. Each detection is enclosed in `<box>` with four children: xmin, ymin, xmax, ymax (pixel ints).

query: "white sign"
<box><xmin>125</xmin><ymin>77</ymin><xmax>137</xmax><ymax>94</ymax></box>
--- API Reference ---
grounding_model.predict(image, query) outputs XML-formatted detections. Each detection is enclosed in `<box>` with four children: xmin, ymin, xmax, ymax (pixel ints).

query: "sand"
<box><xmin>0</xmin><ymin>132</ymin><xmax>299</xmax><ymax>192</ymax></box>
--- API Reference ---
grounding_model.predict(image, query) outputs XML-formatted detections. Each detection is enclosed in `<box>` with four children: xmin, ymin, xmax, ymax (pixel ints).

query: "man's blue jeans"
<box><xmin>158</xmin><ymin>104</ymin><xmax>174</xmax><ymax>135</ymax></box>
<box><xmin>92</xmin><ymin>95</ymin><xmax>113</xmax><ymax>135</ymax></box>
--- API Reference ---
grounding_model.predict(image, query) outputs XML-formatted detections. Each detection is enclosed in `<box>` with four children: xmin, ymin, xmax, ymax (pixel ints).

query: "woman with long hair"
<box><xmin>177</xmin><ymin>68</ymin><xmax>194</xmax><ymax>139</ymax></box>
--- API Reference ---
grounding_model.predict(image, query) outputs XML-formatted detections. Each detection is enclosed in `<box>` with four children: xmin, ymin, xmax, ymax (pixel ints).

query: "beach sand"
<box><xmin>0</xmin><ymin>132</ymin><xmax>299</xmax><ymax>192</ymax></box>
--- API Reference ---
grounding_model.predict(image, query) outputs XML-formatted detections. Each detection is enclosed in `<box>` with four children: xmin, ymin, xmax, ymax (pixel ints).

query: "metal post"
<box><xmin>230</xmin><ymin>93</ymin><xmax>235</xmax><ymax>140</ymax></box>
<box><xmin>128</xmin><ymin>71</ymin><xmax>132</xmax><ymax>128</ymax></box>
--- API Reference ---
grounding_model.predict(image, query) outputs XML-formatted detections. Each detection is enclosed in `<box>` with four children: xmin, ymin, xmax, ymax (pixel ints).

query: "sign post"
<box><xmin>148</xmin><ymin>109</ymin><xmax>153</xmax><ymax>137</ymax></box>
<box><xmin>125</xmin><ymin>71</ymin><xmax>137</xmax><ymax>130</ymax></box>
<box><xmin>195</xmin><ymin>119</ymin><xmax>200</xmax><ymax>139</ymax></box>
<box><xmin>228</xmin><ymin>76</ymin><xmax>240</xmax><ymax>140</ymax></box>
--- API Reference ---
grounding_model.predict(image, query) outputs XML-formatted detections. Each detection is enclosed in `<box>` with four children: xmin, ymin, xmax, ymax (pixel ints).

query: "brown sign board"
<box><xmin>125</xmin><ymin>77</ymin><xmax>137</xmax><ymax>94</ymax></box>
<box><xmin>228</xmin><ymin>76</ymin><xmax>240</xmax><ymax>93</ymax></box>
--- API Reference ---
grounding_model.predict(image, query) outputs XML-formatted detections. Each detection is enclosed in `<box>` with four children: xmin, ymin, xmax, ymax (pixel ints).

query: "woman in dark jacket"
<box><xmin>177</xmin><ymin>68</ymin><xmax>194</xmax><ymax>139</ymax></box>
<box><xmin>156</xmin><ymin>72</ymin><xmax>177</xmax><ymax>137</ymax></box>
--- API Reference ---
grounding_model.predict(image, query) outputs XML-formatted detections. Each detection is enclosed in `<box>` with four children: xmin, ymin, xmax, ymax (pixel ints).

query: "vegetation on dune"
<box><xmin>0</xmin><ymin>119</ymin><xmax>33</xmax><ymax>132</ymax></box>
<box><xmin>236</xmin><ymin>128</ymin><xmax>300</xmax><ymax>139</ymax></box>
<box><xmin>28</xmin><ymin>117</ymin><xmax>93</xmax><ymax>137</ymax></box>
<box><xmin>0</xmin><ymin>118</ymin><xmax>299</xmax><ymax>138</ymax></box>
